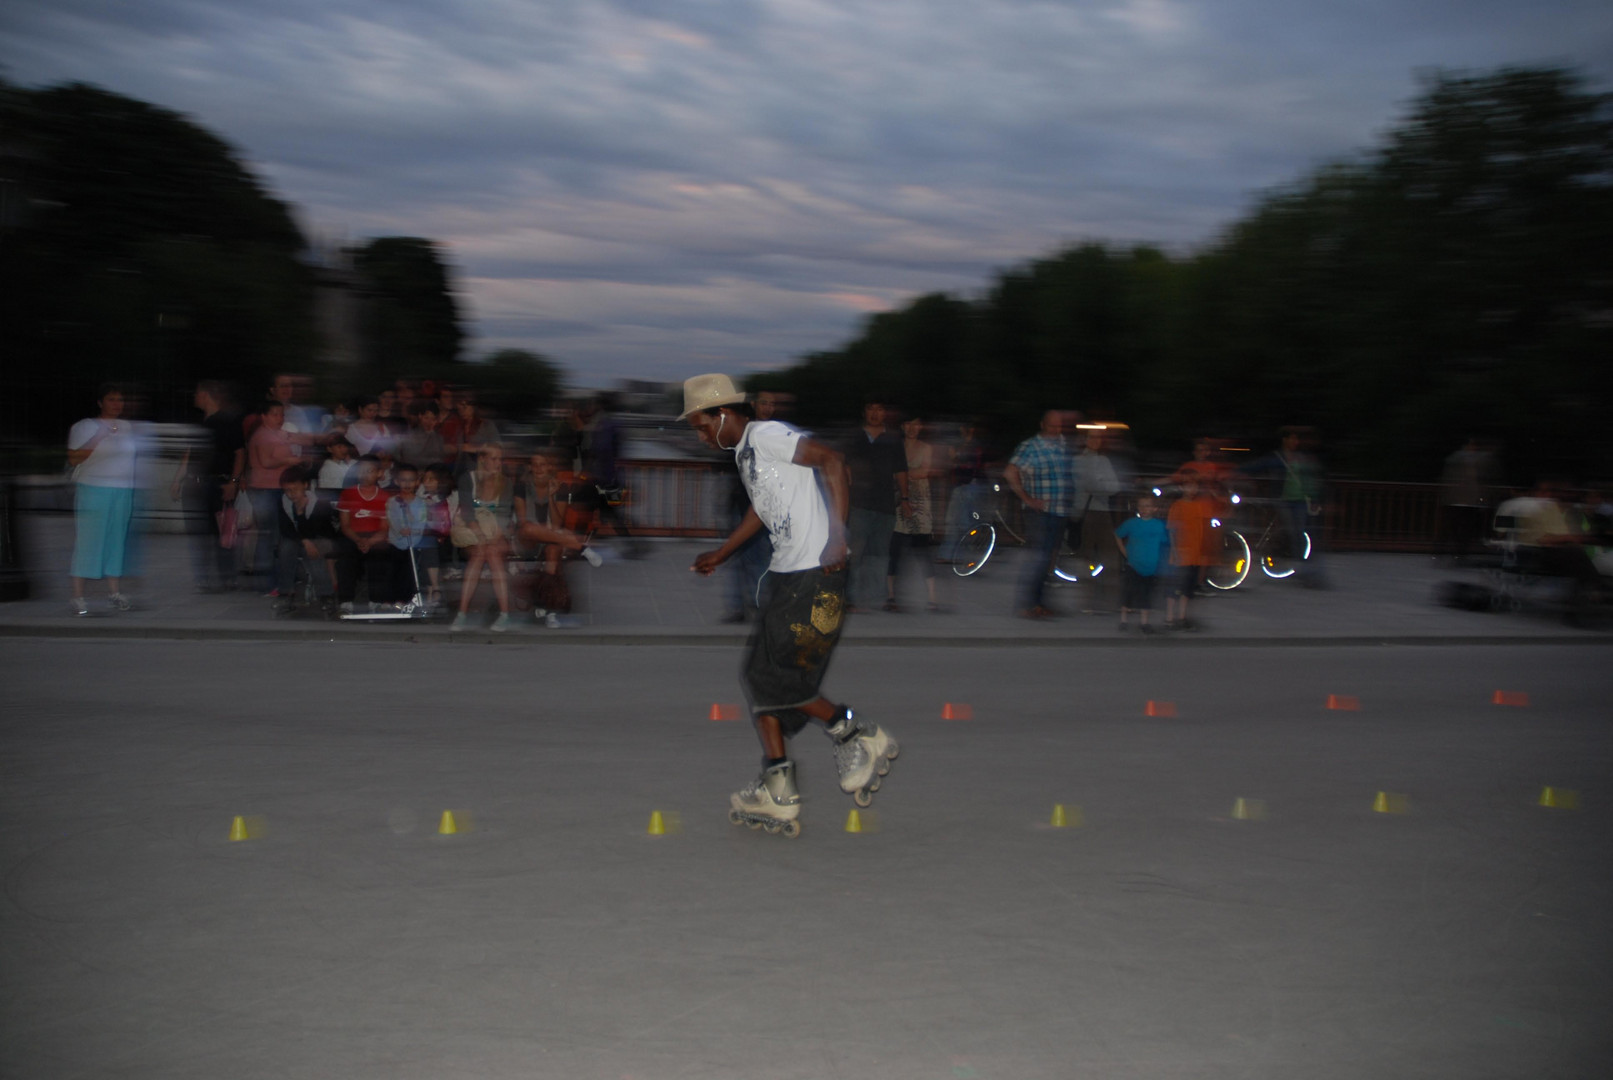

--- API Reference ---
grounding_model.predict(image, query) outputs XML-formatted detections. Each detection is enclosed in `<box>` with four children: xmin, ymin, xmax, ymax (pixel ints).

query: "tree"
<box><xmin>351</xmin><ymin>237</ymin><xmax>464</xmax><ymax>372</ymax></box>
<box><xmin>472</xmin><ymin>348</ymin><xmax>564</xmax><ymax>419</ymax></box>
<box><xmin>759</xmin><ymin>66</ymin><xmax>1612</xmax><ymax>479</ymax></box>
<box><xmin>0</xmin><ymin>80</ymin><xmax>314</xmax><ymax>439</ymax></box>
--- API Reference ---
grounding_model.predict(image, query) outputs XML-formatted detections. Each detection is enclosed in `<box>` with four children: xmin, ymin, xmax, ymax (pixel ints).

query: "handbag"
<box><xmin>216</xmin><ymin>507</ymin><xmax>239</xmax><ymax>549</ymax></box>
<box><xmin>451</xmin><ymin>507</ymin><xmax>501</xmax><ymax>548</ymax></box>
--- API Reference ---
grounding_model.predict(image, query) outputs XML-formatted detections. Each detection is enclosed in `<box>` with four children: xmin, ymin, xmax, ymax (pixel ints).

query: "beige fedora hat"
<box><xmin>678</xmin><ymin>373</ymin><xmax>748</xmax><ymax>419</ymax></box>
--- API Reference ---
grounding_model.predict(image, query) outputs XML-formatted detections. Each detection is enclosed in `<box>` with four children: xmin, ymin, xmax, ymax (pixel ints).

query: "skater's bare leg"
<box><xmin>755</xmin><ymin>713</ymin><xmax>787</xmax><ymax>760</ymax></box>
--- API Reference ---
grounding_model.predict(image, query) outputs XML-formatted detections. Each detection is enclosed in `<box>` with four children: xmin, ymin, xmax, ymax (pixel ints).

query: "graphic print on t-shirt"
<box><xmin>737</xmin><ymin>442</ymin><xmax>793</xmax><ymax>544</ymax></box>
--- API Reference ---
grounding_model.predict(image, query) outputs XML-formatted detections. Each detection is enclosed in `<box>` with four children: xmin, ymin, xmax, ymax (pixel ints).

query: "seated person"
<box><xmin>386</xmin><ymin>462</ymin><xmax>437</xmax><ymax>608</ymax></box>
<box><xmin>317</xmin><ymin>436</ymin><xmax>356</xmax><ymax>493</ymax></box>
<box><xmin>420</xmin><ymin>463</ymin><xmax>455</xmax><ymax>600</ymax></box>
<box><xmin>512</xmin><ymin>448</ymin><xmax>597</xmax><ymax>617</ymax></box>
<box><xmin>273</xmin><ymin>465</ymin><xmax>338</xmax><ymax>615</ymax></box>
<box><xmin>451</xmin><ymin>445</ymin><xmax>515</xmax><ymax>631</ymax></box>
<box><xmin>336</xmin><ymin>455</ymin><xmax>396</xmax><ymax>612</ymax></box>
<box><xmin>1496</xmin><ymin>481</ymin><xmax>1601</xmax><ymax>585</ymax></box>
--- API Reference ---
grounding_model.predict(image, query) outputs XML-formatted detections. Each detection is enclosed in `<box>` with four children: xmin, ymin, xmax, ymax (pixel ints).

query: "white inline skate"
<box><xmin>728</xmin><ymin>760</ymin><xmax>803</xmax><ymax>838</ymax></box>
<box><xmin>826</xmin><ymin>709</ymin><xmax>899</xmax><ymax>808</ymax></box>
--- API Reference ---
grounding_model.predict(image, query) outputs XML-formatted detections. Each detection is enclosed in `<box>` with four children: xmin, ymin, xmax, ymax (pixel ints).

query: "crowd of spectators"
<box><xmin>66</xmin><ymin>375</ymin><xmax>615</xmax><ymax>629</ymax></box>
<box><xmin>57</xmin><ymin>376</ymin><xmax>1613</xmax><ymax>628</ymax></box>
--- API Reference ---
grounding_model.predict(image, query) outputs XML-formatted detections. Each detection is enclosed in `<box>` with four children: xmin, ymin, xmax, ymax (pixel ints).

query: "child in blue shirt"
<box><xmin>1114</xmin><ymin>495</ymin><xmax>1170</xmax><ymax>633</ymax></box>
<box><xmin>387</xmin><ymin>463</ymin><xmax>437</xmax><ymax>608</ymax></box>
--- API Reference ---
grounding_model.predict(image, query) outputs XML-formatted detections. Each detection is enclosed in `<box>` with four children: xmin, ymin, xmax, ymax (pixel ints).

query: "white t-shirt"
<box><xmin>68</xmin><ymin>418</ymin><xmax>142</xmax><ymax>488</ymax></box>
<box><xmin>734</xmin><ymin>420</ymin><xmax>830</xmax><ymax>574</ymax></box>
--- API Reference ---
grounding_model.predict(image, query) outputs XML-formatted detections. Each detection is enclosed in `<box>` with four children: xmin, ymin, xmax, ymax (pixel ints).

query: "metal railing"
<box><xmin>1322</xmin><ymin>481</ymin><xmax>1445</xmax><ymax>552</ymax></box>
<box><xmin>8</xmin><ymin>448</ymin><xmax>1510</xmax><ymax>555</ymax></box>
<box><xmin>617</xmin><ymin>459</ymin><xmax>730</xmax><ymax>538</ymax></box>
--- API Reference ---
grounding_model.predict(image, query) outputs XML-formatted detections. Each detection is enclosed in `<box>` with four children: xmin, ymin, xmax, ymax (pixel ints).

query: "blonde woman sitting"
<box><xmin>450</xmin><ymin>445</ymin><xmax>515</xmax><ymax>632</ymax></box>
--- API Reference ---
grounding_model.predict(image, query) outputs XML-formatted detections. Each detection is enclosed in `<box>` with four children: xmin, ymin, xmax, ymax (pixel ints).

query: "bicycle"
<box><xmin>949</xmin><ymin>482</ymin><xmax>1025</xmax><ymax>577</ymax></box>
<box><xmin>1204</xmin><ymin>493</ymin><xmax>1311</xmax><ymax>591</ymax></box>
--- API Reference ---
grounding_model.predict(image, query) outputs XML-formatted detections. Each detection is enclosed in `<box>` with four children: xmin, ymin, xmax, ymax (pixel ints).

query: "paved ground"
<box><xmin>2</xmin><ymin>512</ymin><xmax>1605</xmax><ymax>643</ymax></box>
<box><xmin>2</xmin><ymin>636</ymin><xmax>1609</xmax><ymax>1079</ymax></box>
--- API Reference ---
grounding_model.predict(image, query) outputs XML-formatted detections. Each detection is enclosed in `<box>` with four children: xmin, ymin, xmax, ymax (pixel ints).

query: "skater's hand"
<box><xmin>819</xmin><ymin>536</ymin><xmax>848</xmax><ymax>571</ymax></box>
<box><xmin>692</xmin><ymin>549</ymin><xmax>725</xmax><ymax>575</ymax></box>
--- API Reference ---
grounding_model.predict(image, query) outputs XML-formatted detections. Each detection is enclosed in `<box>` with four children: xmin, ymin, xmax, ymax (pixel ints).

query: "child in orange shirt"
<box><xmin>1167</xmin><ymin>475</ymin><xmax>1217</xmax><ymax>630</ymax></box>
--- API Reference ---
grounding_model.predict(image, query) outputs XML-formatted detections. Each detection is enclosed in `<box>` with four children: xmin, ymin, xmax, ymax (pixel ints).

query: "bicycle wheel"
<box><xmin>1205</xmin><ymin>529</ymin><xmax>1251</xmax><ymax>591</ymax></box>
<box><xmin>951</xmin><ymin>524</ymin><xmax>996</xmax><ymax>577</ymax></box>
<box><xmin>1052</xmin><ymin>549</ymin><xmax>1104</xmax><ymax>583</ymax></box>
<box><xmin>1259</xmin><ymin>529</ymin><xmax>1311</xmax><ymax>579</ymax></box>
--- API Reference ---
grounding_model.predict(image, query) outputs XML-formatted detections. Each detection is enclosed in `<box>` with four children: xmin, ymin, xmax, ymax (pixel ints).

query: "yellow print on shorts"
<box><xmin>810</xmin><ymin>587</ymin><xmax>844</xmax><ymax>636</ymax></box>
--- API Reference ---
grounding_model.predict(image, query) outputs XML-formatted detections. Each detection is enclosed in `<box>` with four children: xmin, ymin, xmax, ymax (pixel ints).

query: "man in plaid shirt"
<box><xmin>1004</xmin><ymin>410</ymin><xmax>1076</xmax><ymax>618</ymax></box>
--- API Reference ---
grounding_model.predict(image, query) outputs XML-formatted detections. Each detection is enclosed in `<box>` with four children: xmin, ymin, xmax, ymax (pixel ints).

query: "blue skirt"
<box><xmin>72</xmin><ymin>484</ymin><xmax>135</xmax><ymax>580</ymax></box>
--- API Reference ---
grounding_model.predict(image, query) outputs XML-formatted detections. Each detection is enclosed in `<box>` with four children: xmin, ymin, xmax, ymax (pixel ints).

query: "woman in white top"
<box><xmin>65</xmin><ymin>383</ymin><xmax>142</xmax><ymax>614</ymax></box>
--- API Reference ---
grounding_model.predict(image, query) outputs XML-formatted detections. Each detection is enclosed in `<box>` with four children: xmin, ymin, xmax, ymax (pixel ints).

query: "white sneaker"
<box><xmin>107</xmin><ymin>592</ymin><xmax>132</xmax><ymax>611</ymax></box>
<box><xmin>581</xmin><ymin>546</ymin><xmax>603</xmax><ymax>568</ymax></box>
<box><xmin>71</xmin><ymin>596</ymin><xmax>90</xmax><ymax>617</ymax></box>
<box><xmin>490</xmin><ymin>612</ymin><xmax>512</xmax><ymax>633</ymax></box>
<box><xmin>450</xmin><ymin>612</ymin><xmax>469</xmax><ymax>632</ymax></box>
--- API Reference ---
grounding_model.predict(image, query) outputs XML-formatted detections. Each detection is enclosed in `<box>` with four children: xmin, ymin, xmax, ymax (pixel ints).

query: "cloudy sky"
<box><xmin>3</xmin><ymin>1</ymin><xmax>1609</xmax><ymax>386</ymax></box>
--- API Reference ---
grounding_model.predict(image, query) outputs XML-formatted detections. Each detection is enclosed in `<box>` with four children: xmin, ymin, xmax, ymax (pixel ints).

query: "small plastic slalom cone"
<box><xmin>1492</xmin><ymin>690</ymin><xmax>1529</xmax><ymax>707</ymax></box>
<box><xmin>1538</xmin><ymin>787</ymin><xmax>1580</xmax><ymax>810</ymax></box>
<box><xmin>708</xmin><ymin>703</ymin><xmax>740</xmax><ymax>721</ymax></box>
<box><xmin>941</xmin><ymin>703</ymin><xmax>974</xmax><ymax>720</ymax></box>
<box><xmin>438</xmin><ymin>810</ymin><xmax>459</xmax><ymax>835</ymax></box>
<box><xmin>228</xmin><ymin>815</ymin><xmax>250</xmax><ymax>842</ymax></box>
<box><xmin>1050</xmin><ymin>803</ymin><xmax>1069</xmax><ymax>828</ymax></box>
<box><xmin>844</xmin><ymin>809</ymin><xmax>864</xmax><ymax>833</ymax></box>
<box><xmin>1326</xmin><ymin>694</ymin><xmax>1360</xmax><ymax>711</ymax></box>
<box><xmin>1231</xmin><ymin>797</ymin><xmax>1267</xmax><ymax>821</ymax></box>
<box><xmin>1144</xmin><ymin>700</ymin><xmax>1177</xmax><ymax>718</ymax></box>
<box><xmin>1372</xmin><ymin>791</ymin><xmax>1409</xmax><ymax>815</ymax></box>
<box><xmin>647</xmin><ymin>810</ymin><xmax>667</xmax><ymax>836</ymax></box>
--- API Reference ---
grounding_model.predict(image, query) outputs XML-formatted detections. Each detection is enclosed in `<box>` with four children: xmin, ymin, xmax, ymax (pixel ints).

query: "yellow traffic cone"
<box><xmin>1538</xmin><ymin>787</ymin><xmax>1580</xmax><ymax>810</ymax></box>
<box><xmin>647</xmin><ymin>810</ymin><xmax>667</xmax><ymax>835</ymax></box>
<box><xmin>438</xmin><ymin>810</ymin><xmax>459</xmax><ymax>835</ymax></box>
<box><xmin>1372</xmin><ymin>791</ymin><xmax>1408</xmax><ymax>814</ymax></box>
<box><xmin>1231</xmin><ymin>797</ymin><xmax>1266</xmax><ymax>821</ymax></box>
<box><xmin>844</xmin><ymin>809</ymin><xmax>863</xmax><ymax>833</ymax></box>
<box><xmin>228</xmin><ymin>815</ymin><xmax>250</xmax><ymax>842</ymax></box>
<box><xmin>1049</xmin><ymin>804</ymin><xmax>1069</xmax><ymax>828</ymax></box>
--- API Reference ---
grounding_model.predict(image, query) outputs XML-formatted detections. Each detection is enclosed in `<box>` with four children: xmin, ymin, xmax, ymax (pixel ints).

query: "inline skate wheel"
<box><xmin>728</xmin><ymin>808</ymin><xmax>744</xmax><ymax>825</ymax></box>
<box><xmin>747</xmin><ymin>819</ymin><xmax>763</xmax><ymax>830</ymax></box>
<box><xmin>876</xmin><ymin>757</ymin><xmax>891</xmax><ymax>778</ymax></box>
<box><xmin>854</xmin><ymin>787</ymin><xmax>874</xmax><ymax>808</ymax></box>
<box><xmin>782</xmin><ymin>820</ymin><xmax>802</xmax><ymax>838</ymax></box>
<box><xmin>885</xmin><ymin>740</ymin><xmax>899</xmax><ymax>760</ymax></box>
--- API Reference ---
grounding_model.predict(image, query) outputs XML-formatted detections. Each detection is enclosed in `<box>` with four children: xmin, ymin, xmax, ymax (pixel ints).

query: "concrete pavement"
<box><xmin>2</xmin><ymin>638</ymin><xmax>1609</xmax><ymax>1079</ymax></box>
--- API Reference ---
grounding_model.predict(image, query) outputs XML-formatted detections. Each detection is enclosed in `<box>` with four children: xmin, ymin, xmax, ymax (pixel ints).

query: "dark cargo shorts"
<box><xmin>742</xmin><ymin>565</ymin><xmax>848</xmax><ymax>737</ymax></box>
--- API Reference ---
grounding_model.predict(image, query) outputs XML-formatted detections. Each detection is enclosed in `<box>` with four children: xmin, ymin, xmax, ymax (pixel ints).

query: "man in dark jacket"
<box><xmin>843</xmin><ymin>400</ymin><xmax>910</xmax><ymax>610</ymax></box>
<box><xmin>273</xmin><ymin>465</ymin><xmax>339</xmax><ymax>615</ymax></box>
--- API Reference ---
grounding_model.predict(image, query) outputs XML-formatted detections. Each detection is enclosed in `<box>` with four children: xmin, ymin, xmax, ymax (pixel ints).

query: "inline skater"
<box><xmin>682</xmin><ymin>374</ymin><xmax>899</xmax><ymax>837</ymax></box>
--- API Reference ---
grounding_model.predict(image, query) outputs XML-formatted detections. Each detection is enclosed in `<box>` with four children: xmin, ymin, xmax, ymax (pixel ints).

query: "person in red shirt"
<box><xmin>336</xmin><ymin>455</ymin><xmax>396</xmax><ymax>612</ymax></box>
<box><xmin>1169</xmin><ymin>437</ymin><xmax>1234</xmax><ymax>514</ymax></box>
